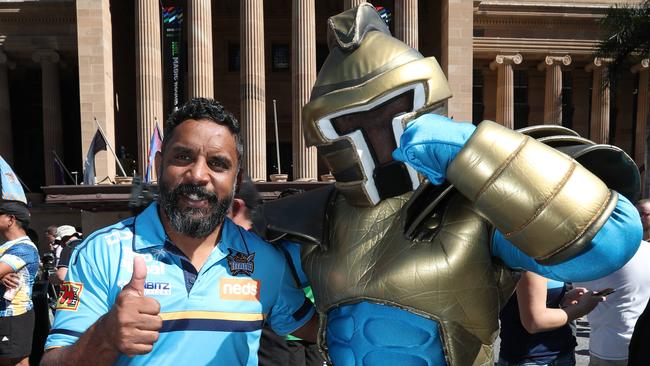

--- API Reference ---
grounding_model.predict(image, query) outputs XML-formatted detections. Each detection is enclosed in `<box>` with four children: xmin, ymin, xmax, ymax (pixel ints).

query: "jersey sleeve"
<box><xmin>45</xmin><ymin>234</ymin><xmax>116</xmax><ymax>349</ymax></box>
<box><xmin>266</xmin><ymin>256</ymin><xmax>315</xmax><ymax>336</ymax></box>
<box><xmin>0</xmin><ymin>243</ymin><xmax>38</xmax><ymax>272</ymax></box>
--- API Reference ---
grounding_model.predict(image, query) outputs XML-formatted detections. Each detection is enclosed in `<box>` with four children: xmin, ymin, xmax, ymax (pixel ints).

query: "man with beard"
<box><xmin>41</xmin><ymin>98</ymin><xmax>318</xmax><ymax>366</ymax></box>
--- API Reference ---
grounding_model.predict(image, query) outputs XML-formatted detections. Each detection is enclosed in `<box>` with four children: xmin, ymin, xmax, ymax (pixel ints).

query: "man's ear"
<box><xmin>230</xmin><ymin>198</ymin><xmax>252</xmax><ymax>229</ymax></box>
<box><xmin>231</xmin><ymin>198</ymin><xmax>245</xmax><ymax>217</ymax></box>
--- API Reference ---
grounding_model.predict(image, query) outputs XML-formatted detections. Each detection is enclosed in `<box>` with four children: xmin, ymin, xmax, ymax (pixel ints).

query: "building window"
<box><xmin>561</xmin><ymin>71</ymin><xmax>574</xmax><ymax>129</ymax></box>
<box><xmin>513</xmin><ymin>69</ymin><xmax>529</xmax><ymax>129</ymax></box>
<box><xmin>472</xmin><ymin>69</ymin><xmax>484</xmax><ymax>125</ymax></box>
<box><xmin>228</xmin><ymin>43</ymin><xmax>240</xmax><ymax>72</ymax></box>
<box><xmin>272</xmin><ymin>44</ymin><xmax>290</xmax><ymax>71</ymax></box>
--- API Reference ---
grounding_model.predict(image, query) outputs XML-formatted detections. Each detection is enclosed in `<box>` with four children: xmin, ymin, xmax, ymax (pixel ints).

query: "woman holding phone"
<box><xmin>497</xmin><ymin>271</ymin><xmax>606</xmax><ymax>366</ymax></box>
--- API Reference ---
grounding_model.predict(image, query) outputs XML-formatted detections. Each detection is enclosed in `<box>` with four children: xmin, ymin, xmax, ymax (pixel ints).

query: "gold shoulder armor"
<box><xmin>447</xmin><ymin>121</ymin><xmax>638</xmax><ymax>265</ymax></box>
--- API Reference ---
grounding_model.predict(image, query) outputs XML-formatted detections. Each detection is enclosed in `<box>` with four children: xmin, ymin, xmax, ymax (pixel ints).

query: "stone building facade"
<box><xmin>0</xmin><ymin>0</ymin><xmax>648</xmax><ymax>240</ymax></box>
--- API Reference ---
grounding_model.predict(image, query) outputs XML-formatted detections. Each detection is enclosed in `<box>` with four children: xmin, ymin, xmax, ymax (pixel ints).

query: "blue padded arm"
<box><xmin>492</xmin><ymin>194</ymin><xmax>642</xmax><ymax>282</ymax></box>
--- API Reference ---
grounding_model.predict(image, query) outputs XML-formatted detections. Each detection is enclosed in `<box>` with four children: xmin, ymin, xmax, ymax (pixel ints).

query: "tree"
<box><xmin>597</xmin><ymin>1</ymin><xmax>650</xmax><ymax>197</ymax></box>
<box><xmin>597</xmin><ymin>0</ymin><xmax>650</xmax><ymax>78</ymax></box>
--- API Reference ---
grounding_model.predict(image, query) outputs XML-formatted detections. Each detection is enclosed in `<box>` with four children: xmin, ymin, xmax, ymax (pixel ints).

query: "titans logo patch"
<box><xmin>227</xmin><ymin>249</ymin><xmax>255</xmax><ymax>276</ymax></box>
<box><xmin>56</xmin><ymin>281</ymin><xmax>84</xmax><ymax>311</ymax></box>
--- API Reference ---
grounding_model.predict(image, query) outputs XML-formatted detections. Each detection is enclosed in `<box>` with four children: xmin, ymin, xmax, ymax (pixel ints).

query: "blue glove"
<box><xmin>392</xmin><ymin>114</ymin><xmax>476</xmax><ymax>184</ymax></box>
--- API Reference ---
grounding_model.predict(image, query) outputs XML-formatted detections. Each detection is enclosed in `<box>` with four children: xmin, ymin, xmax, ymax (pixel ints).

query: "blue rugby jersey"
<box><xmin>0</xmin><ymin>236</ymin><xmax>39</xmax><ymax>316</ymax></box>
<box><xmin>45</xmin><ymin>203</ymin><xmax>315</xmax><ymax>365</ymax></box>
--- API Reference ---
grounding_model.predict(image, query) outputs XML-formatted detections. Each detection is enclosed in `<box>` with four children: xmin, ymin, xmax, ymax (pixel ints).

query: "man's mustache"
<box><xmin>172</xmin><ymin>183</ymin><xmax>218</xmax><ymax>203</ymax></box>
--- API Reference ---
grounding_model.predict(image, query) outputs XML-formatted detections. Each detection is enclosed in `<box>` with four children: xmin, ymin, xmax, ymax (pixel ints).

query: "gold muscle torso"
<box><xmin>302</xmin><ymin>190</ymin><xmax>518</xmax><ymax>365</ymax></box>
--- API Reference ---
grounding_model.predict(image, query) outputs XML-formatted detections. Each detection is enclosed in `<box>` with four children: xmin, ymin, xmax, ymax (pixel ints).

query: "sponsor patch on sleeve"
<box><xmin>56</xmin><ymin>281</ymin><xmax>84</xmax><ymax>311</ymax></box>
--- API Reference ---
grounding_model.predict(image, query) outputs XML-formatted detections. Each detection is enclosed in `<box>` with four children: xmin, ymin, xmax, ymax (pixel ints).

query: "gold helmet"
<box><xmin>303</xmin><ymin>3</ymin><xmax>452</xmax><ymax>207</ymax></box>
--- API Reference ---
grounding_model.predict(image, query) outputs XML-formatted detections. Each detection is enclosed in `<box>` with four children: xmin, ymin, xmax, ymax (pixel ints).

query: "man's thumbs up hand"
<box><xmin>123</xmin><ymin>256</ymin><xmax>148</xmax><ymax>297</ymax></box>
<box><xmin>104</xmin><ymin>256</ymin><xmax>162</xmax><ymax>356</ymax></box>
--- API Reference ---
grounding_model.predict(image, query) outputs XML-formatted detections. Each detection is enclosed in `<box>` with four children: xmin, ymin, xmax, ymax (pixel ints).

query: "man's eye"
<box><xmin>209</xmin><ymin>160</ymin><xmax>229</xmax><ymax>170</ymax></box>
<box><xmin>175</xmin><ymin>154</ymin><xmax>190</xmax><ymax>161</ymax></box>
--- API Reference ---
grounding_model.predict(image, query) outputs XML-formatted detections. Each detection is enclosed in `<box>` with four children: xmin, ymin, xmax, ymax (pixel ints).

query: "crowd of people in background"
<box><xmin>0</xmin><ymin>193</ymin><xmax>647</xmax><ymax>366</ymax></box>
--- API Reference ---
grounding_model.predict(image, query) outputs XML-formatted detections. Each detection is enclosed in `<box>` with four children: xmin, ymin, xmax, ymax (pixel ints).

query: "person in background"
<box><xmin>498</xmin><ymin>271</ymin><xmax>606</xmax><ymax>366</ymax></box>
<box><xmin>574</xmin><ymin>237</ymin><xmax>650</xmax><ymax>366</ymax></box>
<box><xmin>635</xmin><ymin>199</ymin><xmax>650</xmax><ymax>241</ymax></box>
<box><xmin>229</xmin><ymin>179</ymin><xmax>325</xmax><ymax>366</ymax></box>
<box><xmin>624</xmin><ymin>200</ymin><xmax>650</xmax><ymax>365</ymax></box>
<box><xmin>0</xmin><ymin>201</ymin><xmax>40</xmax><ymax>366</ymax></box>
<box><xmin>44</xmin><ymin>226</ymin><xmax>60</xmax><ymax>264</ymax></box>
<box><xmin>51</xmin><ymin>225</ymin><xmax>83</xmax><ymax>285</ymax></box>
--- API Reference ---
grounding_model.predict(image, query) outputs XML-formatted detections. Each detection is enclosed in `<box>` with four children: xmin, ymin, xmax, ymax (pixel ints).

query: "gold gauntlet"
<box><xmin>447</xmin><ymin>121</ymin><xmax>617</xmax><ymax>265</ymax></box>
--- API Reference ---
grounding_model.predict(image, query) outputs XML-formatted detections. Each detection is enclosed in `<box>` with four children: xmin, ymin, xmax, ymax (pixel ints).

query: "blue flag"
<box><xmin>0</xmin><ymin>155</ymin><xmax>27</xmax><ymax>205</ymax></box>
<box><xmin>145</xmin><ymin>124</ymin><xmax>163</xmax><ymax>183</ymax></box>
<box><xmin>83</xmin><ymin>129</ymin><xmax>108</xmax><ymax>185</ymax></box>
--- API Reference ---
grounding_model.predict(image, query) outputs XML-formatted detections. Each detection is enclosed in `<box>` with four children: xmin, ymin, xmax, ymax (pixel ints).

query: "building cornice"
<box><xmin>474</xmin><ymin>37</ymin><xmax>600</xmax><ymax>59</ymax></box>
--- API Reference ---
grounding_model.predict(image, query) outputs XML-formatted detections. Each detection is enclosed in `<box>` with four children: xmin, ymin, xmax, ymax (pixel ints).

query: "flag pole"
<box><xmin>272</xmin><ymin>99</ymin><xmax>281</xmax><ymax>175</ymax></box>
<box><xmin>15</xmin><ymin>175</ymin><xmax>31</xmax><ymax>193</ymax></box>
<box><xmin>51</xmin><ymin>150</ymin><xmax>76</xmax><ymax>184</ymax></box>
<box><xmin>94</xmin><ymin>117</ymin><xmax>128</xmax><ymax>177</ymax></box>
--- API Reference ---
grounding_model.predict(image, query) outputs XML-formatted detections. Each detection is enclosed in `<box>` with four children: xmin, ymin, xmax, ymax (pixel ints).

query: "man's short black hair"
<box><xmin>163</xmin><ymin>98</ymin><xmax>243</xmax><ymax>167</ymax></box>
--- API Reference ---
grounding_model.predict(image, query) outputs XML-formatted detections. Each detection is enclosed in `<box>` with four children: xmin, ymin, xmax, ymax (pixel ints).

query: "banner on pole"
<box><xmin>163</xmin><ymin>5</ymin><xmax>184</xmax><ymax>113</ymax></box>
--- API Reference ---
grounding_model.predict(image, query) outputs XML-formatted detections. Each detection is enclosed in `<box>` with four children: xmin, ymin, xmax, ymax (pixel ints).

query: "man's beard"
<box><xmin>158</xmin><ymin>178</ymin><xmax>234</xmax><ymax>239</ymax></box>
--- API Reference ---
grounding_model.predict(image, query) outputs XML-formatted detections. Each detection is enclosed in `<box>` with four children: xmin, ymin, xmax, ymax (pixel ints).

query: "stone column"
<box><xmin>441</xmin><ymin>0</ymin><xmax>473</xmax><ymax>121</ymax></box>
<box><xmin>490</xmin><ymin>54</ymin><xmax>522</xmax><ymax>129</ymax></box>
<box><xmin>33</xmin><ymin>50</ymin><xmax>63</xmax><ymax>186</ymax></box>
<box><xmin>632</xmin><ymin>59</ymin><xmax>649</xmax><ymax>194</ymax></box>
<box><xmin>343</xmin><ymin>0</ymin><xmax>365</xmax><ymax>10</ymax></box>
<box><xmin>188</xmin><ymin>0</ymin><xmax>214</xmax><ymax>98</ymax></box>
<box><xmin>292</xmin><ymin>0</ymin><xmax>317</xmax><ymax>181</ymax></box>
<box><xmin>241</xmin><ymin>0</ymin><xmax>267</xmax><ymax>181</ymax></box>
<box><xmin>135</xmin><ymin>0</ymin><xmax>163</xmax><ymax>176</ymax></box>
<box><xmin>76</xmin><ymin>0</ymin><xmax>116</xmax><ymax>182</ymax></box>
<box><xmin>395</xmin><ymin>0</ymin><xmax>418</xmax><ymax>50</ymax></box>
<box><xmin>0</xmin><ymin>51</ymin><xmax>12</xmax><ymax>164</ymax></box>
<box><xmin>586</xmin><ymin>58</ymin><xmax>611</xmax><ymax>144</ymax></box>
<box><xmin>538</xmin><ymin>55</ymin><xmax>572</xmax><ymax>125</ymax></box>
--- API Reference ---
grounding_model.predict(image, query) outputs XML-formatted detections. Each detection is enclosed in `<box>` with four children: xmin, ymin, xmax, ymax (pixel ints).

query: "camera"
<box><xmin>41</xmin><ymin>252</ymin><xmax>57</xmax><ymax>280</ymax></box>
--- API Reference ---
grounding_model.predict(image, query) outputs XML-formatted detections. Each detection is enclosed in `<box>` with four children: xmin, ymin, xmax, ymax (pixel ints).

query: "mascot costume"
<box><xmin>262</xmin><ymin>4</ymin><xmax>642</xmax><ymax>365</ymax></box>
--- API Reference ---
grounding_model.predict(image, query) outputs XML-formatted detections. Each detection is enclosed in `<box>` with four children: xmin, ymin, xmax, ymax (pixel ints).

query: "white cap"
<box><xmin>55</xmin><ymin>225</ymin><xmax>77</xmax><ymax>240</ymax></box>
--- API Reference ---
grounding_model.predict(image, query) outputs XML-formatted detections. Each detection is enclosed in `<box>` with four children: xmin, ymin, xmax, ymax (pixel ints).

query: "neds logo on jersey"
<box><xmin>220</xmin><ymin>278</ymin><xmax>260</xmax><ymax>301</ymax></box>
<box><xmin>56</xmin><ymin>281</ymin><xmax>84</xmax><ymax>311</ymax></box>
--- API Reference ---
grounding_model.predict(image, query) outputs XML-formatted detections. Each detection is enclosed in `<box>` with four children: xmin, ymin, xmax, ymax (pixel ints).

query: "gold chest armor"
<box><xmin>302</xmin><ymin>189</ymin><xmax>517</xmax><ymax>365</ymax></box>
